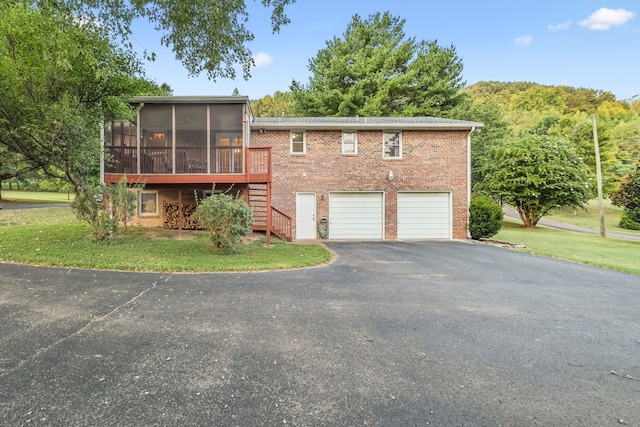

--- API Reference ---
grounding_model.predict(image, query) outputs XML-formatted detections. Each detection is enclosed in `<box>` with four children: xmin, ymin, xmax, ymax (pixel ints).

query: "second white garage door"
<box><xmin>329</xmin><ymin>192</ymin><xmax>384</xmax><ymax>239</ymax></box>
<box><xmin>397</xmin><ymin>192</ymin><xmax>451</xmax><ymax>239</ymax></box>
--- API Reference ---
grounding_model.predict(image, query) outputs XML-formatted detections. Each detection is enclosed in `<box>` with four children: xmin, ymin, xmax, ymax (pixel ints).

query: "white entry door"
<box><xmin>296</xmin><ymin>193</ymin><xmax>316</xmax><ymax>239</ymax></box>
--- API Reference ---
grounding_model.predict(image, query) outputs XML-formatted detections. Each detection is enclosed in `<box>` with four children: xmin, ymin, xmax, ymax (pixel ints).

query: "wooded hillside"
<box><xmin>464</xmin><ymin>81</ymin><xmax>640</xmax><ymax>190</ymax></box>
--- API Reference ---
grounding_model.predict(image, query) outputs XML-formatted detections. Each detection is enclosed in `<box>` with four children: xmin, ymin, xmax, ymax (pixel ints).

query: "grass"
<box><xmin>2</xmin><ymin>201</ymin><xmax>638</xmax><ymax>276</ymax></box>
<box><xmin>0</xmin><ymin>207</ymin><xmax>332</xmax><ymax>272</ymax></box>
<box><xmin>0</xmin><ymin>189</ymin><xmax>74</xmax><ymax>205</ymax></box>
<box><xmin>494</xmin><ymin>217</ymin><xmax>640</xmax><ymax>275</ymax></box>
<box><xmin>546</xmin><ymin>199</ymin><xmax>640</xmax><ymax>236</ymax></box>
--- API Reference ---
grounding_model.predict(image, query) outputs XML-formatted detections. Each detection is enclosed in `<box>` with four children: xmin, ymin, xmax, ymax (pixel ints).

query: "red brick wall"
<box><xmin>250</xmin><ymin>129</ymin><xmax>469</xmax><ymax>239</ymax></box>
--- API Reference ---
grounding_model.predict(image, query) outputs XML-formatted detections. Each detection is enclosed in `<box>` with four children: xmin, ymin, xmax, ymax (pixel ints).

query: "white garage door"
<box><xmin>329</xmin><ymin>192</ymin><xmax>384</xmax><ymax>239</ymax></box>
<box><xmin>397</xmin><ymin>192</ymin><xmax>451</xmax><ymax>239</ymax></box>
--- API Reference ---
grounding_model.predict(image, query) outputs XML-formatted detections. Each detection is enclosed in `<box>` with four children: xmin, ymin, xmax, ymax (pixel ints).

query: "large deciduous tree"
<box><xmin>0</xmin><ymin>3</ymin><xmax>154</xmax><ymax>238</ymax></box>
<box><xmin>478</xmin><ymin>135</ymin><xmax>590</xmax><ymax>228</ymax></box>
<box><xmin>36</xmin><ymin>0</ymin><xmax>294</xmax><ymax>81</ymax></box>
<box><xmin>451</xmin><ymin>99</ymin><xmax>513</xmax><ymax>188</ymax></box>
<box><xmin>568</xmin><ymin>118</ymin><xmax>620</xmax><ymax>195</ymax></box>
<box><xmin>291</xmin><ymin>11</ymin><xmax>467</xmax><ymax>117</ymax></box>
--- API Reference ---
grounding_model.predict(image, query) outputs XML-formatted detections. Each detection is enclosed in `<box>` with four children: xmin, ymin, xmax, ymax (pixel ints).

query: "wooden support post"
<box><xmin>266</xmin><ymin>182</ymin><xmax>272</xmax><ymax>246</ymax></box>
<box><xmin>243</xmin><ymin>185</ymin><xmax>249</xmax><ymax>204</ymax></box>
<box><xmin>178</xmin><ymin>189</ymin><xmax>184</xmax><ymax>239</ymax></box>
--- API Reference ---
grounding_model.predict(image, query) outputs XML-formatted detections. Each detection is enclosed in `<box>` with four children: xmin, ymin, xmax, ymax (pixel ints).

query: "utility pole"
<box><xmin>592</xmin><ymin>115</ymin><xmax>606</xmax><ymax>238</ymax></box>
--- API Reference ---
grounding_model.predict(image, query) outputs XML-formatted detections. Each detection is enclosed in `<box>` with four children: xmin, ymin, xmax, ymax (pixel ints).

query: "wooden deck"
<box><xmin>104</xmin><ymin>146</ymin><xmax>271</xmax><ymax>184</ymax></box>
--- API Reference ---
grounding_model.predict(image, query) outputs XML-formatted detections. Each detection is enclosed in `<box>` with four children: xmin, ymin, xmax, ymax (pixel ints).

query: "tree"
<box><xmin>0</xmin><ymin>3</ymin><xmax>151</xmax><ymax>239</ymax></box>
<box><xmin>613</xmin><ymin>118</ymin><xmax>640</xmax><ymax>168</ymax></box>
<box><xmin>0</xmin><ymin>149</ymin><xmax>38</xmax><ymax>199</ymax></box>
<box><xmin>251</xmin><ymin>91</ymin><xmax>294</xmax><ymax>117</ymax></box>
<box><xmin>610</xmin><ymin>162</ymin><xmax>640</xmax><ymax>228</ymax></box>
<box><xmin>568</xmin><ymin>118</ymin><xmax>620</xmax><ymax>195</ymax></box>
<box><xmin>291</xmin><ymin>11</ymin><xmax>467</xmax><ymax>117</ymax></box>
<box><xmin>35</xmin><ymin>0</ymin><xmax>294</xmax><ymax>81</ymax></box>
<box><xmin>451</xmin><ymin>99</ymin><xmax>513</xmax><ymax>188</ymax></box>
<box><xmin>478</xmin><ymin>135</ymin><xmax>590</xmax><ymax>228</ymax></box>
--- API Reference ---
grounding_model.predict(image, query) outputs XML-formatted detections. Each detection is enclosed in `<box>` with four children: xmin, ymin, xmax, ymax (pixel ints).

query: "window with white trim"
<box><xmin>342</xmin><ymin>131</ymin><xmax>357</xmax><ymax>154</ymax></box>
<box><xmin>139</xmin><ymin>191</ymin><xmax>158</xmax><ymax>216</ymax></box>
<box><xmin>383</xmin><ymin>131</ymin><xmax>402</xmax><ymax>159</ymax></box>
<box><xmin>290</xmin><ymin>131</ymin><xmax>306</xmax><ymax>154</ymax></box>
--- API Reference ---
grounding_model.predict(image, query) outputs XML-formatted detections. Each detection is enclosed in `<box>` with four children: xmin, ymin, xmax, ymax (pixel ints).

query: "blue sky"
<box><xmin>130</xmin><ymin>1</ymin><xmax>639</xmax><ymax>101</ymax></box>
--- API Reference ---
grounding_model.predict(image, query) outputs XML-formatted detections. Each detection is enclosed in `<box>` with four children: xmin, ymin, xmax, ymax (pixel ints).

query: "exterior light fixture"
<box><xmin>388</xmin><ymin>170</ymin><xmax>394</xmax><ymax>181</ymax></box>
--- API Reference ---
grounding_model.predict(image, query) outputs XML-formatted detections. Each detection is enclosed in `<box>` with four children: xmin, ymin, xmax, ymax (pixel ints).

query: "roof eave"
<box><xmin>131</xmin><ymin>96</ymin><xmax>250</xmax><ymax>104</ymax></box>
<box><xmin>251</xmin><ymin>122</ymin><xmax>484</xmax><ymax>131</ymax></box>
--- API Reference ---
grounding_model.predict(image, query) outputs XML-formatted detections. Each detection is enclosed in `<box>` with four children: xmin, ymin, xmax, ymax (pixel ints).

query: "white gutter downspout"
<box><xmin>466</xmin><ymin>126</ymin><xmax>476</xmax><ymax>239</ymax></box>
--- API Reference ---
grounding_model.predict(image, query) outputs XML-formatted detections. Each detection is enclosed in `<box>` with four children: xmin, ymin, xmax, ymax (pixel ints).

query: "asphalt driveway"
<box><xmin>1</xmin><ymin>241</ymin><xmax>639</xmax><ymax>426</ymax></box>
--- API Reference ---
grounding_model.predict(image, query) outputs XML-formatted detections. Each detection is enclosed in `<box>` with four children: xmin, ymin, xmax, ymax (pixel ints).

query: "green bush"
<box><xmin>469</xmin><ymin>195</ymin><xmax>504</xmax><ymax>240</ymax></box>
<box><xmin>192</xmin><ymin>192</ymin><xmax>253</xmax><ymax>252</ymax></box>
<box><xmin>619</xmin><ymin>208</ymin><xmax>640</xmax><ymax>230</ymax></box>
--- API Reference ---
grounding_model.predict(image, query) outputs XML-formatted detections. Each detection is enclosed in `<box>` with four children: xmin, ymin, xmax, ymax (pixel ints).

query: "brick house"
<box><xmin>102</xmin><ymin>96</ymin><xmax>482</xmax><ymax>241</ymax></box>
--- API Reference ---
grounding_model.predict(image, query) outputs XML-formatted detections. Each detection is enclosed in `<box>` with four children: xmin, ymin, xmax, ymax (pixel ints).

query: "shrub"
<box><xmin>192</xmin><ymin>192</ymin><xmax>253</xmax><ymax>252</ymax></box>
<box><xmin>103</xmin><ymin>175</ymin><xmax>143</xmax><ymax>231</ymax></box>
<box><xmin>71</xmin><ymin>183</ymin><xmax>116</xmax><ymax>241</ymax></box>
<box><xmin>469</xmin><ymin>195</ymin><xmax>504</xmax><ymax>240</ymax></box>
<box><xmin>619</xmin><ymin>208</ymin><xmax>640</xmax><ymax>230</ymax></box>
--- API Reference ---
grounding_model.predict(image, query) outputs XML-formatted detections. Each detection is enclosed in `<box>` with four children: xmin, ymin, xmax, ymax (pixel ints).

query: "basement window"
<box><xmin>139</xmin><ymin>191</ymin><xmax>158</xmax><ymax>216</ymax></box>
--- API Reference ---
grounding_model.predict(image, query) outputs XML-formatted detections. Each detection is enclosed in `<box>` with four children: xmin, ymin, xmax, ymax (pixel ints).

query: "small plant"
<box><xmin>71</xmin><ymin>176</ymin><xmax>143</xmax><ymax>240</ymax></box>
<box><xmin>192</xmin><ymin>190</ymin><xmax>253</xmax><ymax>252</ymax></box>
<box><xmin>469</xmin><ymin>195</ymin><xmax>504</xmax><ymax>240</ymax></box>
<box><xmin>103</xmin><ymin>175</ymin><xmax>144</xmax><ymax>231</ymax></box>
<box><xmin>71</xmin><ymin>182</ymin><xmax>115</xmax><ymax>241</ymax></box>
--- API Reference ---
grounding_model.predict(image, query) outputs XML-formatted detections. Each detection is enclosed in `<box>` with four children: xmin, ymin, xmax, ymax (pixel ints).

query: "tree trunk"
<box><xmin>517</xmin><ymin>208</ymin><xmax>536</xmax><ymax>228</ymax></box>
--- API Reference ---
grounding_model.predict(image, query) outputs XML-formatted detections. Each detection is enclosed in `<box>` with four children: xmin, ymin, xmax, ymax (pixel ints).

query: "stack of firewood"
<box><xmin>162</xmin><ymin>202</ymin><xmax>201</xmax><ymax>229</ymax></box>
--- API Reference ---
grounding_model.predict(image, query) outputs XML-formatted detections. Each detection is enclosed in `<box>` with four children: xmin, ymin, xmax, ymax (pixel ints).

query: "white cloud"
<box><xmin>253</xmin><ymin>52</ymin><xmax>273</xmax><ymax>68</ymax></box>
<box><xmin>548</xmin><ymin>21</ymin><xmax>571</xmax><ymax>31</ymax></box>
<box><xmin>514</xmin><ymin>35</ymin><xmax>533</xmax><ymax>46</ymax></box>
<box><xmin>579</xmin><ymin>8</ymin><xmax>636</xmax><ymax>30</ymax></box>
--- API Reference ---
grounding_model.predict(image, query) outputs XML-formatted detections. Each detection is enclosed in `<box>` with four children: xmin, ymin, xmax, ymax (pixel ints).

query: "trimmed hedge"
<box><xmin>469</xmin><ymin>195</ymin><xmax>504</xmax><ymax>240</ymax></box>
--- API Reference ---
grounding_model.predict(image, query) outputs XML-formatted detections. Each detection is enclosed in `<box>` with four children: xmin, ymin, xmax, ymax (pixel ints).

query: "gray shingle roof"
<box><xmin>131</xmin><ymin>96</ymin><xmax>250</xmax><ymax>104</ymax></box>
<box><xmin>252</xmin><ymin>116</ymin><xmax>483</xmax><ymax>130</ymax></box>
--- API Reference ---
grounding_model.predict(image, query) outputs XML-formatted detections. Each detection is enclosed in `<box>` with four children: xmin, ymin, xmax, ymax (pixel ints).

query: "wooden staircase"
<box><xmin>248</xmin><ymin>184</ymin><xmax>292</xmax><ymax>242</ymax></box>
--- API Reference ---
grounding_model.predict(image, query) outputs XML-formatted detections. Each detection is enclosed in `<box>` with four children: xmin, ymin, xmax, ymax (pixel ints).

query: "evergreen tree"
<box><xmin>291</xmin><ymin>12</ymin><xmax>467</xmax><ymax>117</ymax></box>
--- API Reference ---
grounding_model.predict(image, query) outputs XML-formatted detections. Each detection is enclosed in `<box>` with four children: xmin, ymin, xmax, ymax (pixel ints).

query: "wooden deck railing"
<box><xmin>271</xmin><ymin>206</ymin><xmax>293</xmax><ymax>242</ymax></box>
<box><xmin>105</xmin><ymin>146</ymin><xmax>271</xmax><ymax>182</ymax></box>
<box><xmin>246</xmin><ymin>147</ymin><xmax>271</xmax><ymax>182</ymax></box>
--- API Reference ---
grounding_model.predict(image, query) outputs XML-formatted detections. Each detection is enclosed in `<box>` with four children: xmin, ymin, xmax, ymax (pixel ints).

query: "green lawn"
<box><xmin>494</xmin><ymin>218</ymin><xmax>640</xmax><ymax>275</ymax></box>
<box><xmin>0</xmin><ymin>189</ymin><xmax>74</xmax><ymax>204</ymax></box>
<box><xmin>2</xmin><ymin>203</ymin><xmax>638</xmax><ymax>275</ymax></box>
<box><xmin>0</xmin><ymin>207</ymin><xmax>332</xmax><ymax>272</ymax></box>
<box><xmin>546</xmin><ymin>199</ymin><xmax>640</xmax><ymax>236</ymax></box>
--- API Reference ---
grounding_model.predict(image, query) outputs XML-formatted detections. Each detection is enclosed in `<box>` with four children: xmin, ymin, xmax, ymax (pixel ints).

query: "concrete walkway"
<box><xmin>503</xmin><ymin>206</ymin><xmax>640</xmax><ymax>242</ymax></box>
